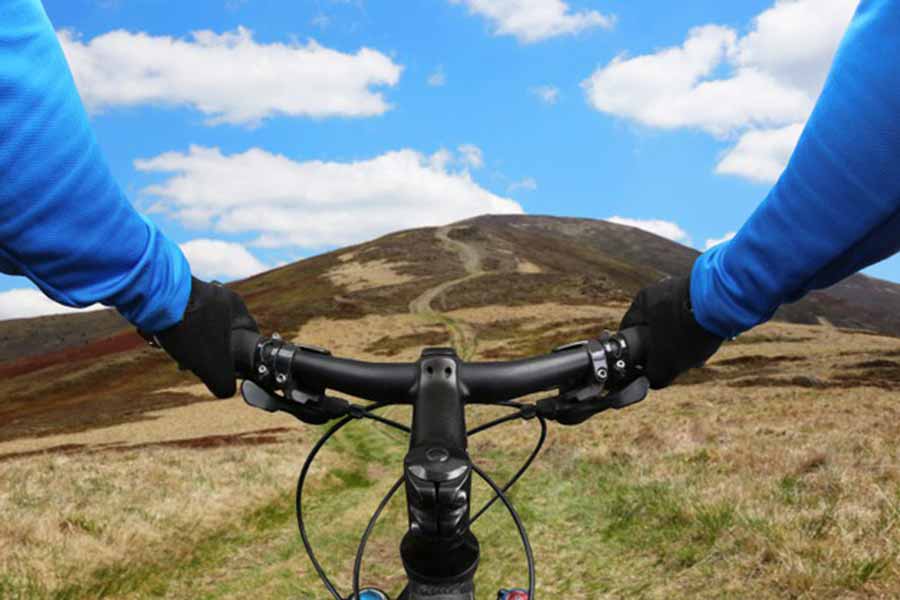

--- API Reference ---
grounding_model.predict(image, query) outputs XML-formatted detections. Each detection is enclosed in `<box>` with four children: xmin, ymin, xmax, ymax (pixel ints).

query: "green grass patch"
<box><xmin>50</xmin><ymin>490</ymin><xmax>296</xmax><ymax>600</ymax></box>
<box><xmin>837</xmin><ymin>555</ymin><xmax>894</xmax><ymax>590</ymax></box>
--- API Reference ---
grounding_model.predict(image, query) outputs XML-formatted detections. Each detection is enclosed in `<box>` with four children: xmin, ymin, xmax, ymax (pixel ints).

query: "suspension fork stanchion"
<box><xmin>400</xmin><ymin>348</ymin><xmax>479</xmax><ymax>599</ymax></box>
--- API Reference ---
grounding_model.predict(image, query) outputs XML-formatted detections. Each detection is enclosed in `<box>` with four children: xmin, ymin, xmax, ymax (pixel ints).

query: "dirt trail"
<box><xmin>408</xmin><ymin>226</ymin><xmax>487</xmax><ymax>358</ymax></box>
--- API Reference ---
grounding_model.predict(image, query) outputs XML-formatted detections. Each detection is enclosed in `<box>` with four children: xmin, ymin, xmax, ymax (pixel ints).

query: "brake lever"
<box><xmin>535</xmin><ymin>376</ymin><xmax>649</xmax><ymax>426</ymax></box>
<box><xmin>603</xmin><ymin>376</ymin><xmax>649</xmax><ymax>410</ymax></box>
<box><xmin>241</xmin><ymin>380</ymin><xmax>284</xmax><ymax>412</ymax></box>
<box><xmin>240</xmin><ymin>380</ymin><xmax>349</xmax><ymax>425</ymax></box>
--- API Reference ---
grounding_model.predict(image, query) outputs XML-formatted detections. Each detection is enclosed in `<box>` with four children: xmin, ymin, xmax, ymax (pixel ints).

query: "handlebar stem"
<box><xmin>401</xmin><ymin>347</ymin><xmax>480</xmax><ymax>593</ymax></box>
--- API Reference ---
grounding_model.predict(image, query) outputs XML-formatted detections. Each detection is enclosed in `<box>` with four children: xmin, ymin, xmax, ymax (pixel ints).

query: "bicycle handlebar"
<box><xmin>233</xmin><ymin>328</ymin><xmax>262</xmax><ymax>376</ymax></box>
<box><xmin>619</xmin><ymin>326</ymin><xmax>647</xmax><ymax>367</ymax></box>
<box><xmin>232</xmin><ymin>325</ymin><xmax>649</xmax><ymax>406</ymax></box>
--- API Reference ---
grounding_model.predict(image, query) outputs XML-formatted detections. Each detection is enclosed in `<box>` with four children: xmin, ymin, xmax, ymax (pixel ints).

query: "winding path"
<box><xmin>408</xmin><ymin>225</ymin><xmax>487</xmax><ymax>359</ymax></box>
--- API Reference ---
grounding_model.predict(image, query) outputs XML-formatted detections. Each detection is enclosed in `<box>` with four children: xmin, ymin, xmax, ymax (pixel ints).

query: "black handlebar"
<box><xmin>460</xmin><ymin>350</ymin><xmax>591</xmax><ymax>403</ymax></box>
<box><xmin>619</xmin><ymin>325</ymin><xmax>648</xmax><ymax>366</ymax></box>
<box><xmin>232</xmin><ymin>326</ymin><xmax>649</xmax><ymax>406</ymax></box>
<box><xmin>291</xmin><ymin>352</ymin><xmax>418</xmax><ymax>403</ymax></box>
<box><xmin>232</xmin><ymin>328</ymin><xmax>260</xmax><ymax>377</ymax></box>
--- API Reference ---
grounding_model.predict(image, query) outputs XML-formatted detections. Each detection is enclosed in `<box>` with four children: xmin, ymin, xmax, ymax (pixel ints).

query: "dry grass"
<box><xmin>3</xmin><ymin>217</ymin><xmax>900</xmax><ymax>599</ymax></box>
<box><xmin>0</xmin><ymin>436</ymin><xmax>303</xmax><ymax>594</ymax></box>
<box><xmin>293</xmin><ymin>313</ymin><xmax>449</xmax><ymax>362</ymax></box>
<box><xmin>324</xmin><ymin>259</ymin><xmax>417</xmax><ymax>292</ymax></box>
<box><xmin>2</xmin><ymin>311</ymin><xmax>899</xmax><ymax>599</ymax></box>
<box><xmin>516</xmin><ymin>260</ymin><xmax>543</xmax><ymax>274</ymax></box>
<box><xmin>3</xmin><ymin>217</ymin><xmax>900</xmax><ymax>598</ymax></box>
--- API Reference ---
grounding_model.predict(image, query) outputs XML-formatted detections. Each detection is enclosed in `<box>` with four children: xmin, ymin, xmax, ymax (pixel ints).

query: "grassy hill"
<box><xmin>4</xmin><ymin>214</ymin><xmax>900</xmax><ymax>367</ymax></box>
<box><xmin>1</xmin><ymin>215</ymin><xmax>899</xmax><ymax>598</ymax></box>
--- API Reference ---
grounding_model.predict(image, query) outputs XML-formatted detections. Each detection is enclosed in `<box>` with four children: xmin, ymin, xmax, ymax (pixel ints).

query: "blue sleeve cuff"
<box><xmin>690</xmin><ymin>244</ymin><xmax>776</xmax><ymax>339</ymax></box>
<box><xmin>110</xmin><ymin>217</ymin><xmax>192</xmax><ymax>332</ymax></box>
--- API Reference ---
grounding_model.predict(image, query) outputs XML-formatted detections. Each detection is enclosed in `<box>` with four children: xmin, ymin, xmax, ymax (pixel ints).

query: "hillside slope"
<box><xmin>445</xmin><ymin>215</ymin><xmax>900</xmax><ymax>334</ymax></box>
<box><xmin>5</xmin><ymin>213</ymin><xmax>897</xmax><ymax>366</ymax></box>
<box><xmin>2</xmin><ymin>214</ymin><xmax>899</xmax><ymax>441</ymax></box>
<box><xmin>0</xmin><ymin>309</ymin><xmax>129</xmax><ymax>363</ymax></box>
<box><xmin>1</xmin><ymin>215</ymin><xmax>899</xmax><ymax>598</ymax></box>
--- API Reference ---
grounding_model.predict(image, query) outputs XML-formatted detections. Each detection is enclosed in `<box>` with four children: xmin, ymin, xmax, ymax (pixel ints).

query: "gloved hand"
<box><xmin>619</xmin><ymin>274</ymin><xmax>723</xmax><ymax>389</ymax></box>
<box><xmin>141</xmin><ymin>278</ymin><xmax>259</xmax><ymax>398</ymax></box>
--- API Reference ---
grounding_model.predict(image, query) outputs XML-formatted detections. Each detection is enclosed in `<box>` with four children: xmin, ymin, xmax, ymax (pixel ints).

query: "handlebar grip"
<box><xmin>232</xmin><ymin>329</ymin><xmax>261</xmax><ymax>378</ymax></box>
<box><xmin>619</xmin><ymin>326</ymin><xmax>649</xmax><ymax>368</ymax></box>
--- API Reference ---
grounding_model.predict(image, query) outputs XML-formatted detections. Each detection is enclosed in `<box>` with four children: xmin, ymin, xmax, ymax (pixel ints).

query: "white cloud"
<box><xmin>715</xmin><ymin>124</ymin><xmax>804</xmax><ymax>182</ymax></box>
<box><xmin>583</xmin><ymin>24</ymin><xmax>811</xmax><ymax>136</ymax></box>
<box><xmin>508</xmin><ymin>177</ymin><xmax>537</xmax><ymax>192</ymax></box>
<box><xmin>429</xmin><ymin>148</ymin><xmax>454</xmax><ymax>171</ymax></box>
<box><xmin>583</xmin><ymin>0</ymin><xmax>857</xmax><ymax>181</ymax></box>
<box><xmin>703</xmin><ymin>231</ymin><xmax>736</xmax><ymax>250</ymax></box>
<box><xmin>58</xmin><ymin>27</ymin><xmax>402</xmax><ymax>126</ymax></box>
<box><xmin>734</xmin><ymin>0</ymin><xmax>856</xmax><ymax>96</ymax></box>
<box><xmin>180</xmin><ymin>239</ymin><xmax>269</xmax><ymax>281</ymax></box>
<box><xmin>531</xmin><ymin>85</ymin><xmax>560</xmax><ymax>105</ymax></box>
<box><xmin>428</xmin><ymin>66</ymin><xmax>446</xmax><ymax>87</ymax></box>
<box><xmin>450</xmin><ymin>0</ymin><xmax>615</xmax><ymax>43</ymax></box>
<box><xmin>426</xmin><ymin>145</ymin><xmax>483</xmax><ymax>171</ymax></box>
<box><xmin>457</xmin><ymin>144</ymin><xmax>484</xmax><ymax>169</ymax></box>
<box><xmin>136</xmin><ymin>146</ymin><xmax>523</xmax><ymax>249</ymax></box>
<box><xmin>0</xmin><ymin>288</ymin><xmax>102</xmax><ymax>321</ymax></box>
<box><xmin>607</xmin><ymin>216</ymin><xmax>691</xmax><ymax>245</ymax></box>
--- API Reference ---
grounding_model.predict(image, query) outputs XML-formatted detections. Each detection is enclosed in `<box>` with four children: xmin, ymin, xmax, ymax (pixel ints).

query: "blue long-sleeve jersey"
<box><xmin>0</xmin><ymin>0</ymin><xmax>190</xmax><ymax>331</ymax></box>
<box><xmin>691</xmin><ymin>0</ymin><xmax>900</xmax><ymax>339</ymax></box>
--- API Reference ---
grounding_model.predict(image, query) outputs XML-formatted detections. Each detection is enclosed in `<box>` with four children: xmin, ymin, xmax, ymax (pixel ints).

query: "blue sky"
<box><xmin>1</xmin><ymin>0</ymin><xmax>896</xmax><ymax>319</ymax></box>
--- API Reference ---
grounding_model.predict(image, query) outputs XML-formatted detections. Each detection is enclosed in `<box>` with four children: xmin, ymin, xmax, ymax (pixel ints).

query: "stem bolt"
<box><xmin>597</xmin><ymin>368</ymin><xmax>608</xmax><ymax>379</ymax></box>
<box><xmin>258</xmin><ymin>365</ymin><xmax>268</xmax><ymax>376</ymax></box>
<box><xmin>426</xmin><ymin>447</ymin><xmax>450</xmax><ymax>462</ymax></box>
<box><xmin>275</xmin><ymin>373</ymin><xmax>287</xmax><ymax>385</ymax></box>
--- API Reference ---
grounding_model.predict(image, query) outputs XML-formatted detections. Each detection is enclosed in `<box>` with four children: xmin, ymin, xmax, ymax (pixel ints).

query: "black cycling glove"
<box><xmin>141</xmin><ymin>278</ymin><xmax>259</xmax><ymax>398</ymax></box>
<box><xmin>619</xmin><ymin>273</ymin><xmax>723</xmax><ymax>389</ymax></box>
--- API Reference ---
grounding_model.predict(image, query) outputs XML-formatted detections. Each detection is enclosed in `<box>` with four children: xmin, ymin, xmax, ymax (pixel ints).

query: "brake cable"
<box><xmin>469</xmin><ymin>414</ymin><xmax>547</xmax><ymax>524</ymax></box>
<box><xmin>355</xmin><ymin>404</ymin><xmax>545</xmax><ymax>600</ymax></box>
<box><xmin>353</xmin><ymin>475</ymin><xmax>405</xmax><ymax>598</ymax></box>
<box><xmin>296</xmin><ymin>414</ymin><xmax>356</xmax><ymax>600</ymax></box>
<box><xmin>297</xmin><ymin>400</ymin><xmax>545</xmax><ymax>600</ymax></box>
<box><xmin>295</xmin><ymin>400</ymin><xmax>403</xmax><ymax>600</ymax></box>
<box><xmin>470</xmin><ymin>462</ymin><xmax>535</xmax><ymax>600</ymax></box>
<box><xmin>388</xmin><ymin>407</ymin><xmax>546</xmax><ymax>600</ymax></box>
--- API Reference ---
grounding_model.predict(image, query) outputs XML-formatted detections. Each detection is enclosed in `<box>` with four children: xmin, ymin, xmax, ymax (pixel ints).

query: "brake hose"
<box><xmin>296</xmin><ymin>400</ymin><xmax>403</xmax><ymax>600</ymax></box>
<box><xmin>299</xmin><ymin>401</ymin><xmax>547</xmax><ymax>599</ymax></box>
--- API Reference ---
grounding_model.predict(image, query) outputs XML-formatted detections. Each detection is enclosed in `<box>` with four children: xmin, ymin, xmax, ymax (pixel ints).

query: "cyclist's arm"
<box><xmin>691</xmin><ymin>0</ymin><xmax>900</xmax><ymax>339</ymax></box>
<box><xmin>0</xmin><ymin>0</ymin><xmax>190</xmax><ymax>331</ymax></box>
